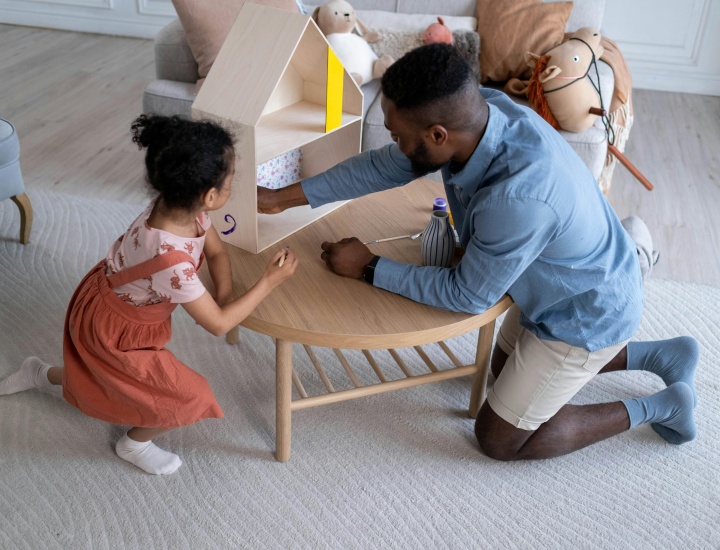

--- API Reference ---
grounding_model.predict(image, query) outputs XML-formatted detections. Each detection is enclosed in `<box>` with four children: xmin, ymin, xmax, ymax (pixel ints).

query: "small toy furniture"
<box><xmin>200</xmin><ymin>178</ymin><xmax>513</xmax><ymax>461</ymax></box>
<box><xmin>0</xmin><ymin>118</ymin><xmax>32</xmax><ymax>244</ymax></box>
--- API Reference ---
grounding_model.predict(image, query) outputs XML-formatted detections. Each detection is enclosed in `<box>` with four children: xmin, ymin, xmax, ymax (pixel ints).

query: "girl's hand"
<box><xmin>184</xmin><ymin>247</ymin><xmax>297</xmax><ymax>337</ymax></box>
<box><xmin>263</xmin><ymin>247</ymin><xmax>298</xmax><ymax>287</ymax></box>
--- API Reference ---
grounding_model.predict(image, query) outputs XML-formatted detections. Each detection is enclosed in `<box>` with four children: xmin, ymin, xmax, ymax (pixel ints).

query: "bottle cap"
<box><xmin>433</xmin><ymin>197</ymin><xmax>447</xmax><ymax>211</ymax></box>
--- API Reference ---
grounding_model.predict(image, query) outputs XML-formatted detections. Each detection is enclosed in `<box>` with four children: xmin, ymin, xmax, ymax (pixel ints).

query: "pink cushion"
<box><xmin>172</xmin><ymin>0</ymin><xmax>300</xmax><ymax>85</ymax></box>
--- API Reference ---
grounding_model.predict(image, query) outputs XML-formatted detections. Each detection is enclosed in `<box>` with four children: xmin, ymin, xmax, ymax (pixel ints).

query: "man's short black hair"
<box><xmin>381</xmin><ymin>43</ymin><xmax>474</xmax><ymax>110</ymax></box>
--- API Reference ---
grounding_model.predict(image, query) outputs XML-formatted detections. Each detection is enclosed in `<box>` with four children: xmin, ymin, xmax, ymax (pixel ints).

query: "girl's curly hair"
<box><xmin>130</xmin><ymin>115</ymin><xmax>235</xmax><ymax>210</ymax></box>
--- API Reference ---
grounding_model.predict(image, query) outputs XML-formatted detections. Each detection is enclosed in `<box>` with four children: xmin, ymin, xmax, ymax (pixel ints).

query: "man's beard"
<box><xmin>409</xmin><ymin>139</ymin><xmax>444</xmax><ymax>177</ymax></box>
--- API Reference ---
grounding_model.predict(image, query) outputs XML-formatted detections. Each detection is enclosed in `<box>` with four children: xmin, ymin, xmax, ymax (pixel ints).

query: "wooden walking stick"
<box><xmin>607</xmin><ymin>143</ymin><xmax>654</xmax><ymax>191</ymax></box>
<box><xmin>589</xmin><ymin>109</ymin><xmax>654</xmax><ymax>191</ymax></box>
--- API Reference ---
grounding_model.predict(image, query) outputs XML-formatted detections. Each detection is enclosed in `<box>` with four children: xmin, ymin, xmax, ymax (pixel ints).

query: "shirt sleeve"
<box><xmin>151</xmin><ymin>261</ymin><xmax>207</xmax><ymax>304</ymax></box>
<box><xmin>301</xmin><ymin>143</ymin><xmax>416</xmax><ymax>207</ymax></box>
<box><xmin>373</xmin><ymin>197</ymin><xmax>560</xmax><ymax>314</ymax></box>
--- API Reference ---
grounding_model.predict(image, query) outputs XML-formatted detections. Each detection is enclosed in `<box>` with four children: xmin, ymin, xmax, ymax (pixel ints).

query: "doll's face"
<box><xmin>314</xmin><ymin>0</ymin><xmax>356</xmax><ymax>34</ymax></box>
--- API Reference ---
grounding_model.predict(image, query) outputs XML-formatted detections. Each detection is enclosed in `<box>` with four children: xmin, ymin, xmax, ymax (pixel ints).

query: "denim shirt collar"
<box><xmin>440</xmin><ymin>102</ymin><xmax>504</xmax><ymax>196</ymax></box>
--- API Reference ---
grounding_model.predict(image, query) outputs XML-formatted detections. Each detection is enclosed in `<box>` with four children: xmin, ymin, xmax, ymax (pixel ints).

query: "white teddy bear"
<box><xmin>311</xmin><ymin>0</ymin><xmax>394</xmax><ymax>86</ymax></box>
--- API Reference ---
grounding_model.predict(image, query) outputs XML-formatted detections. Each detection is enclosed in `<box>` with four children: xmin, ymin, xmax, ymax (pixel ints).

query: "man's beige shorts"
<box><xmin>487</xmin><ymin>305</ymin><xmax>627</xmax><ymax>431</ymax></box>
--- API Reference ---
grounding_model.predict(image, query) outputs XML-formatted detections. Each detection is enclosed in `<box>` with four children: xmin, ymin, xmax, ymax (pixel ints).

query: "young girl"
<box><xmin>0</xmin><ymin>115</ymin><xmax>298</xmax><ymax>475</ymax></box>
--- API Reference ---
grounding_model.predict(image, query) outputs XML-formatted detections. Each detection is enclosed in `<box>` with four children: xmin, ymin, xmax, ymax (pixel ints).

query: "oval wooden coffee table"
<box><xmin>204</xmin><ymin>178</ymin><xmax>512</xmax><ymax>461</ymax></box>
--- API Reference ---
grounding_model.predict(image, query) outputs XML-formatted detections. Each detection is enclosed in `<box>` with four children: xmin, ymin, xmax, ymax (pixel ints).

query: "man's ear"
<box><xmin>428</xmin><ymin>124</ymin><xmax>449</xmax><ymax>146</ymax></box>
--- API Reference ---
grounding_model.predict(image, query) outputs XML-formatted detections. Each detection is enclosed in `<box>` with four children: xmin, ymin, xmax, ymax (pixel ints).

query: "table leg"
<box><xmin>225</xmin><ymin>325</ymin><xmax>240</xmax><ymax>345</ymax></box>
<box><xmin>276</xmin><ymin>338</ymin><xmax>293</xmax><ymax>462</ymax></box>
<box><xmin>469</xmin><ymin>320</ymin><xmax>496</xmax><ymax>418</ymax></box>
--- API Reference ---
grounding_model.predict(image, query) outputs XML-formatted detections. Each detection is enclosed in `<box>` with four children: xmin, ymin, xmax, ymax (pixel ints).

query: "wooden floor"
<box><xmin>2</xmin><ymin>24</ymin><xmax>719</xmax><ymax>286</ymax></box>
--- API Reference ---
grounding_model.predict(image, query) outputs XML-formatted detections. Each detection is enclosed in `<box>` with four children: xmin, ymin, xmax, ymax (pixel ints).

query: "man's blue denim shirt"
<box><xmin>302</xmin><ymin>88</ymin><xmax>643</xmax><ymax>351</ymax></box>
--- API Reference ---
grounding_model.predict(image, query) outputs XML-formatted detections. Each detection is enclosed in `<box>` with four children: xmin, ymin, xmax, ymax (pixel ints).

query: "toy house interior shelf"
<box><xmin>191</xmin><ymin>3</ymin><xmax>363</xmax><ymax>254</ymax></box>
<box><xmin>256</xmin><ymin>102</ymin><xmax>360</xmax><ymax>164</ymax></box>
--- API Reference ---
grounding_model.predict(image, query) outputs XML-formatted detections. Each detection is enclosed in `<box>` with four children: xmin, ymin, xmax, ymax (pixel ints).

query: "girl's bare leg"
<box><xmin>126</xmin><ymin>427</ymin><xmax>173</xmax><ymax>442</ymax></box>
<box><xmin>47</xmin><ymin>367</ymin><xmax>63</xmax><ymax>385</ymax></box>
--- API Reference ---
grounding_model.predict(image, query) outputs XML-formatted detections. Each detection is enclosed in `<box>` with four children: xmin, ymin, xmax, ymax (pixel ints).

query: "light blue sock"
<box><xmin>627</xmin><ymin>337</ymin><xmax>699</xmax><ymax>406</ymax></box>
<box><xmin>622</xmin><ymin>382</ymin><xmax>696</xmax><ymax>444</ymax></box>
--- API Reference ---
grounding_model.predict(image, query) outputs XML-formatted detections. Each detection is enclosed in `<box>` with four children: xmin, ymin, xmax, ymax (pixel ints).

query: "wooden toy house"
<box><xmin>191</xmin><ymin>3</ymin><xmax>363</xmax><ymax>253</ymax></box>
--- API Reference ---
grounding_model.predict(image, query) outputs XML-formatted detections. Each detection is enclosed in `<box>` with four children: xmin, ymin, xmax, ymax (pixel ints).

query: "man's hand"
<box><xmin>257</xmin><ymin>183</ymin><xmax>310</xmax><ymax>214</ymax></box>
<box><xmin>257</xmin><ymin>187</ymin><xmax>283</xmax><ymax>214</ymax></box>
<box><xmin>320</xmin><ymin>237</ymin><xmax>376</xmax><ymax>279</ymax></box>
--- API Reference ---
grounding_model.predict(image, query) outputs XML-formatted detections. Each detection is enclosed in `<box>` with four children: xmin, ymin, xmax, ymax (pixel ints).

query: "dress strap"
<box><xmin>107</xmin><ymin>250</ymin><xmax>196</xmax><ymax>289</ymax></box>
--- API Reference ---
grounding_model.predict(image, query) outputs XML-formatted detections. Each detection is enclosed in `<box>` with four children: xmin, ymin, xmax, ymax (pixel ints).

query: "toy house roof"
<box><xmin>192</xmin><ymin>3</ymin><xmax>360</xmax><ymax>126</ymax></box>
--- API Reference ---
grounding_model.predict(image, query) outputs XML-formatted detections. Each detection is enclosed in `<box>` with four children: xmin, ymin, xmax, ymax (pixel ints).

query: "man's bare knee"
<box><xmin>475</xmin><ymin>435</ymin><xmax>516</xmax><ymax>462</ymax></box>
<box><xmin>474</xmin><ymin>402</ymin><xmax>530</xmax><ymax>462</ymax></box>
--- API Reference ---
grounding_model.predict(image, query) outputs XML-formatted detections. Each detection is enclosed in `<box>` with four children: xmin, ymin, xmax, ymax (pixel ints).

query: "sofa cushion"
<box><xmin>369</xmin><ymin>29</ymin><xmax>480</xmax><ymax>79</ymax></box>
<box><xmin>476</xmin><ymin>0</ymin><xmax>573</xmax><ymax>83</ymax></box>
<box><xmin>171</xmin><ymin>0</ymin><xmax>300</xmax><ymax>85</ymax></box>
<box><xmin>154</xmin><ymin>19</ymin><xmax>198</xmax><ymax>83</ymax></box>
<box><xmin>303</xmin><ymin>1</ymin><xmax>477</xmax><ymax>17</ymax></box>
<box><xmin>547</xmin><ymin>0</ymin><xmax>606</xmax><ymax>32</ymax></box>
<box><xmin>354</xmin><ymin>10</ymin><xmax>476</xmax><ymax>32</ymax></box>
<box><xmin>142</xmin><ymin>80</ymin><xmax>197</xmax><ymax>119</ymax></box>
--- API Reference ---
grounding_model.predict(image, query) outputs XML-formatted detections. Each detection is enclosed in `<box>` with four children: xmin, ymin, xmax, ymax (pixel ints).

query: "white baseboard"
<box><xmin>632</xmin><ymin>70</ymin><xmax>720</xmax><ymax>97</ymax></box>
<box><xmin>0</xmin><ymin>11</ymin><xmax>171</xmax><ymax>39</ymax></box>
<box><xmin>0</xmin><ymin>3</ymin><xmax>174</xmax><ymax>39</ymax></box>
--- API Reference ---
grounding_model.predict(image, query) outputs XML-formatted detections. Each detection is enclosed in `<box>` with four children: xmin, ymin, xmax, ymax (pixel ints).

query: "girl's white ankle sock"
<box><xmin>115</xmin><ymin>434</ymin><xmax>182</xmax><ymax>475</ymax></box>
<box><xmin>0</xmin><ymin>357</ymin><xmax>59</xmax><ymax>396</ymax></box>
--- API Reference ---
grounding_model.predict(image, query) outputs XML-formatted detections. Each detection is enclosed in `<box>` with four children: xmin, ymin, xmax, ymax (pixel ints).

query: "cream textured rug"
<box><xmin>1</xmin><ymin>191</ymin><xmax>718</xmax><ymax>549</ymax></box>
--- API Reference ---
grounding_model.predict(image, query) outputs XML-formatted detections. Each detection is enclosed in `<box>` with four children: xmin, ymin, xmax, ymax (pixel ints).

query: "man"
<box><xmin>258</xmin><ymin>44</ymin><xmax>698</xmax><ymax>460</ymax></box>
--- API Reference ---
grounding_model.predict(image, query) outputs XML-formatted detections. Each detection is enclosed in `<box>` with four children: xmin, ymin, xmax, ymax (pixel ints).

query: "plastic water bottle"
<box><xmin>433</xmin><ymin>197</ymin><xmax>459</xmax><ymax>245</ymax></box>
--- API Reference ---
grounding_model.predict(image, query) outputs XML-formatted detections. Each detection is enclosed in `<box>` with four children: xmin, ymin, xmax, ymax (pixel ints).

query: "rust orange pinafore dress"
<box><xmin>62</xmin><ymin>250</ymin><xmax>224</xmax><ymax>428</ymax></box>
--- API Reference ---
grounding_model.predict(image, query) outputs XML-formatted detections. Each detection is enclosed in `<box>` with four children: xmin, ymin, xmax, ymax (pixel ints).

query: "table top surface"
<box><xmin>207</xmin><ymin>178</ymin><xmax>511</xmax><ymax>349</ymax></box>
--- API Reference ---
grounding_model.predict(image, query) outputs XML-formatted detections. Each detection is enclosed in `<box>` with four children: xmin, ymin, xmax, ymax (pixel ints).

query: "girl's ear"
<box><xmin>202</xmin><ymin>186</ymin><xmax>220</xmax><ymax>209</ymax></box>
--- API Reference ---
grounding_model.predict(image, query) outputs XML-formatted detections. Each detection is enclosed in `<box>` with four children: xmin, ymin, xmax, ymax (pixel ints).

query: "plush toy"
<box><xmin>312</xmin><ymin>0</ymin><xmax>394</xmax><ymax>86</ymax></box>
<box><xmin>505</xmin><ymin>27</ymin><xmax>654</xmax><ymax>190</ymax></box>
<box><xmin>422</xmin><ymin>17</ymin><xmax>453</xmax><ymax>45</ymax></box>
<box><xmin>508</xmin><ymin>27</ymin><xmax>605</xmax><ymax>133</ymax></box>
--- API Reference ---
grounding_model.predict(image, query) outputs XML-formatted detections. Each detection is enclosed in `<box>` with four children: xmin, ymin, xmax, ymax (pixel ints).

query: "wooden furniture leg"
<box><xmin>468</xmin><ymin>320</ymin><xmax>496</xmax><ymax>418</ymax></box>
<box><xmin>225</xmin><ymin>325</ymin><xmax>240</xmax><ymax>345</ymax></box>
<box><xmin>276</xmin><ymin>338</ymin><xmax>293</xmax><ymax>462</ymax></box>
<box><xmin>10</xmin><ymin>192</ymin><xmax>33</xmax><ymax>244</ymax></box>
